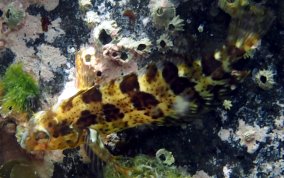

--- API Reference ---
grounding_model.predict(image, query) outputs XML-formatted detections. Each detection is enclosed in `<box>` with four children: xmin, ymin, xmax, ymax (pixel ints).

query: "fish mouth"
<box><xmin>16</xmin><ymin>112</ymin><xmax>50</xmax><ymax>151</ymax></box>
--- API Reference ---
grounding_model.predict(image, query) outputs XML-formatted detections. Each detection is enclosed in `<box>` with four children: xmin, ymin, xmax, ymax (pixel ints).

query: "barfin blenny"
<box><xmin>19</xmin><ymin>5</ymin><xmax>274</xmax><ymax>156</ymax></box>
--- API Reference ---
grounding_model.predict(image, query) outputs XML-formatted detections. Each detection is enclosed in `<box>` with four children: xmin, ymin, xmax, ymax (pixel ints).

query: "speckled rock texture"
<box><xmin>0</xmin><ymin>0</ymin><xmax>283</xmax><ymax>177</ymax></box>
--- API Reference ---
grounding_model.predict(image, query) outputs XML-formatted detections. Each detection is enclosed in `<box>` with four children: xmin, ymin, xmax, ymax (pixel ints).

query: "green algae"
<box><xmin>104</xmin><ymin>153</ymin><xmax>191</xmax><ymax>178</ymax></box>
<box><xmin>0</xmin><ymin>63</ymin><xmax>39</xmax><ymax>114</ymax></box>
<box><xmin>0</xmin><ymin>160</ymin><xmax>39</xmax><ymax>178</ymax></box>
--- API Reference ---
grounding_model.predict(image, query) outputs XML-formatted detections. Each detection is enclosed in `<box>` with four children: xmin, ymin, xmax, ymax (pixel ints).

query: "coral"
<box><xmin>3</xmin><ymin>2</ymin><xmax>25</xmax><ymax>30</ymax></box>
<box><xmin>149</xmin><ymin>0</ymin><xmax>176</xmax><ymax>29</ymax></box>
<box><xmin>254</xmin><ymin>69</ymin><xmax>275</xmax><ymax>90</ymax></box>
<box><xmin>0</xmin><ymin>63</ymin><xmax>39</xmax><ymax>114</ymax></box>
<box><xmin>167</xmin><ymin>15</ymin><xmax>185</xmax><ymax>32</ymax></box>
<box><xmin>156</xmin><ymin>34</ymin><xmax>173</xmax><ymax>53</ymax></box>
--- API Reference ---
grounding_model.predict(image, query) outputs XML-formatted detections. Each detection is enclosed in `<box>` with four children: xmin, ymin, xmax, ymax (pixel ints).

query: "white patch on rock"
<box><xmin>236</xmin><ymin>120</ymin><xmax>269</xmax><ymax>154</ymax></box>
<box><xmin>223</xmin><ymin>165</ymin><xmax>232</xmax><ymax>178</ymax></box>
<box><xmin>192</xmin><ymin>170</ymin><xmax>213</xmax><ymax>178</ymax></box>
<box><xmin>30</xmin><ymin>0</ymin><xmax>59</xmax><ymax>11</ymax></box>
<box><xmin>218</xmin><ymin>128</ymin><xmax>234</xmax><ymax>142</ymax></box>
<box><xmin>36</xmin><ymin>44</ymin><xmax>67</xmax><ymax>71</ymax></box>
<box><xmin>44</xmin><ymin>18</ymin><xmax>66</xmax><ymax>43</ymax></box>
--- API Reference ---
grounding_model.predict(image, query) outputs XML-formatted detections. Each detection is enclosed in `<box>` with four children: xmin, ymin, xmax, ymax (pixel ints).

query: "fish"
<box><xmin>18</xmin><ymin>4</ymin><xmax>274</xmax><ymax>156</ymax></box>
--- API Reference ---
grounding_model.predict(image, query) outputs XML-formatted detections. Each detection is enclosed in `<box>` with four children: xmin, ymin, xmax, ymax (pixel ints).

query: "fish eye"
<box><xmin>34</xmin><ymin>131</ymin><xmax>49</xmax><ymax>141</ymax></box>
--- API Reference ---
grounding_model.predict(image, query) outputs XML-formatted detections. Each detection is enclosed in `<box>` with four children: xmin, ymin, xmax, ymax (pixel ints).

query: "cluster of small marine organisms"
<box><xmin>0</xmin><ymin>0</ymin><xmax>283</xmax><ymax>177</ymax></box>
<box><xmin>104</xmin><ymin>149</ymin><xmax>190</xmax><ymax>178</ymax></box>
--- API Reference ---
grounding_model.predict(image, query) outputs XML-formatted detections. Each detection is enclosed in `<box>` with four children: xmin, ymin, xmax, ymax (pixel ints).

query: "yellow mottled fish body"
<box><xmin>20</xmin><ymin>53</ymin><xmax>245</xmax><ymax>151</ymax></box>
<box><xmin>19</xmin><ymin>5</ymin><xmax>274</xmax><ymax>152</ymax></box>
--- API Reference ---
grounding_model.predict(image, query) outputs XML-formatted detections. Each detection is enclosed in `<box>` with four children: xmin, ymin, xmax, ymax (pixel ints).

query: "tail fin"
<box><xmin>227</xmin><ymin>5</ymin><xmax>275</xmax><ymax>52</ymax></box>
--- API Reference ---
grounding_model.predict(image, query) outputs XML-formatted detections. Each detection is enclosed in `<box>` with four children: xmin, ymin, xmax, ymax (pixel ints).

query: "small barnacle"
<box><xmin>120</xmin><ymin>51</ymin><xmax>129</xmax><ymax>61</ymax></box>
<box><xmin>75</xmin><ymin>46</ymin><xmax>97</xmax><ymax>89</ymax></box>
<box><xmin>136</xmin><ymin>39</ymin><xmax>151</xmax><ymax>51</ymax></box>
<box><xmin>155</xmin><ymin>148</ymin><xmax>175</xmax><ymax>166</ymax></box>
<box><xmin>156</xmin><ymin>34</ymin><xmax>173</xmax><ymax>52</ymax></box>
<box><xmin>3</xmin><ymin>2</ymin><xmax>25</xmax><ymax>30</ymax></box>
<box><xmin>223</xmin><ymin>100</ymin><xmax>233</xmax><ymax>110</ymax></box>
<box><xmin>103</xmin><ymin>43</ymin><xmax>134</xmax><ymax>63</ymax></box>
<box><xmin>117</xmin><ymin>37</ymin><xmax>152</xmax><ymax>56</ymax></box>
<box><xmin>167</xmin><ymin>15</ymin><xmax>185</xmax><ymax>32</ymax></box>
<box><xmin>84</xmin><ymin>11</ymin><xmax>100</xmax><ymax>27</ymax></box>
<box><xmin>78</xmin><ymin>0</ymin><xmax>93</xmax><ymax>11</ymax></box>
<box><xmin>92</xmin><ymin>20</ymin><xmax>121</xmax><ymax>46</ymax></box>
<box><xmin>135</xmin><ymin>38</ymin><xmax>152</xmax><ymax>55</ymax></box>
<box><xmin>136</xmin><ymin>38</ymin><xmax>152</xmax><ymax>54</ymax></box>
<box><xmin>148</xmin><ymin>0</ymin><xmax>176</xmax><ymax>29</ymax></box>
<box><xmin>243</xmin><ymin>130</ymin><xmax>256</xmax><ymax>142</ymax></box>
<box><xmin>236</xmin><ymin>120</ymin><xmax>269</xmax><ymax>153</ymax></box>
<box><xmin>80</xmin><ymin>46</ymin><xmax>96</xmax><ymax>64</ymax></box>
<box><xmin>254</xmin><ymin>69</ymin><xmax>275</xmax><ymax>90</ymax></box>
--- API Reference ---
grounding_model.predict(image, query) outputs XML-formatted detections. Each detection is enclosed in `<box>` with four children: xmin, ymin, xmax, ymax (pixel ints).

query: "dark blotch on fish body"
<box><xmin>146</xmin><ymin>64</ymin><xmax>158</xmax><ymax>83</ymax></box>
<box><xmin>75</xmin><ymin>110</ymin><xmax>97</xmax><ymax>129</ymax></box>
<box><xmin>120</xmin><ymin>73</ymin><xmax>140</xmax><ymax>94</ymax></box>
<box><xmin>82</xmin><ymin>87</ymin><xmax>102</xmax><ymax>103</ymax></box>
<box><xmin>162</xmin><ymin>62</ymin><xmax>179</xmax><ymax>84</ymax></box>
<box><xmin>131</xmin><ymin>92</ymin><xmax>159</xmax><ymax>110</ymax></box>
<box><xmin>103</xmin><ymin>104</ymin><xmax>124</xmax><ymax>122</ymax></box>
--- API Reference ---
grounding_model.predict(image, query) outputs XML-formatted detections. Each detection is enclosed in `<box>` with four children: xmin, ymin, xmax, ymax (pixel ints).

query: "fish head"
<box><xmin>18</xmin><ymin>111</ymin><xmax>86</xmax><ymax>151</ymax></box>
